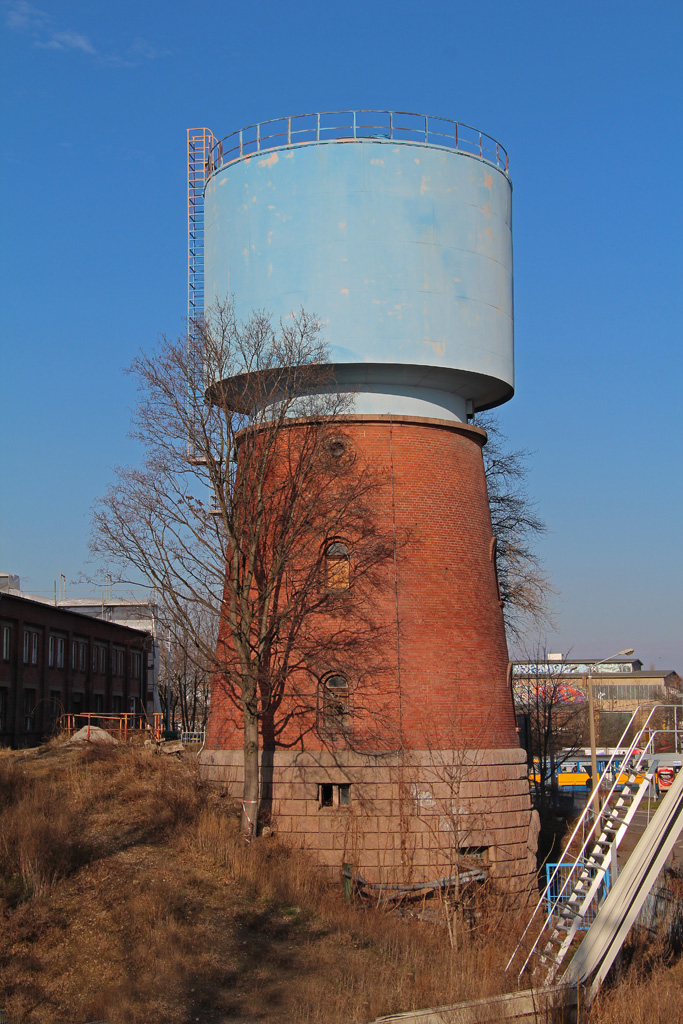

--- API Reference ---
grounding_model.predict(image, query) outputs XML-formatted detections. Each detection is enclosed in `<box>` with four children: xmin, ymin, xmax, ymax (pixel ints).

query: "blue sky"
<box><xmin>1</xmin><ymin>0</ymin><xmax>681</xmax><ymax>669</ymax></box>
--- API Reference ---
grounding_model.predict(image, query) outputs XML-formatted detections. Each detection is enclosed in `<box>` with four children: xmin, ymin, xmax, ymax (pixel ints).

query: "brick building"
<box><xmin>0</xmin><ymin>585</ymin><xmax>154</xmax><ymax>748</ymax></box>
<box><xmin>512</xmin><ymin>655</ymin><xmax>683</xmax><ymax>750</ymax></box>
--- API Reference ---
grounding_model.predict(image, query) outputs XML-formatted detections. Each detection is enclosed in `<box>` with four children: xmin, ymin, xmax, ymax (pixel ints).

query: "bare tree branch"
<box><xmin>513</xmin><ymin>649</ymin><xmax>588</xmax><ymax>808</ymax></box>
<box><xmin>90</xmin><ymin>300</ymin><xmax>395</xmax><ymax>837</ymax></box>
<box><xmin>478</xmin><ymin>413</ymin><xmax>557</xmax><ymax>644</ymax></box>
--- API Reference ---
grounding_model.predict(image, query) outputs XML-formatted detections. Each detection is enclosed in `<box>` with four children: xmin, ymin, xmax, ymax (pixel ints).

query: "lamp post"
<box><xmin>584</xmin><ymin>648</ymin><xmax>634</xmax><ymax>819</ymax></box>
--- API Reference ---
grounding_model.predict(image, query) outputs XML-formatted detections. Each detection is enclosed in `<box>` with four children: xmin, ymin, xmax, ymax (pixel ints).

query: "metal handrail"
<box><xmin>545</xmin><ymin>861</ymin><xmax>611</xmax><ymax>930</ymax></box>
<box><xmin>508</xmin><ymin>703</ymin><xmax>681</xmax><ymax>978</ymax></box>
<box><xmin>180</xmin><ymin>729</ymin><xmax>207</xmax><ymax>758</ymax></box>
<box><xmin>62</xmin><ymin>711</ymin><xmax>164</xmax><ymax>743</ymax></box>
<box><xmin>206</xmin><ymin>109</ymin><xmax>509</xmax><ymax>179</ymax></box>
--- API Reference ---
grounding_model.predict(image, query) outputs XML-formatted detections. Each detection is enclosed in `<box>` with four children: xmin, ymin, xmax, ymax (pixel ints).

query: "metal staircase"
<box><xmin>562</xmin><ymin>760</ymin><xmax>683</xmax><ymax>1000</ymax></box>
<box><xmin>507</xmin><ymin>705</ymin><xmax>681</xmax><ymax>988</ymax></box>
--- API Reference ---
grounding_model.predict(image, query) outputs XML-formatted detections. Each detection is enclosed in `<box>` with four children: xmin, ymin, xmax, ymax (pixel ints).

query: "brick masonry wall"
<box><xmin>205</xmin><ymin>415</ymin><xmax>538</xmax><ymax>890</ymax></box>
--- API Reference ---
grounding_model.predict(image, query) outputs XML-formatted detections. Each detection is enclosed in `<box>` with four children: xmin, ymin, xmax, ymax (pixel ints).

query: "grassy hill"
<box><xmin>1</xmin><ymin>741</ymin><xmax>681</xmax><ymax>1023</ymax></box>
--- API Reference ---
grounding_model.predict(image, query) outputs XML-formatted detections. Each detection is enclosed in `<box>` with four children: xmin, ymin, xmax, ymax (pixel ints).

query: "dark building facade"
<box><xmin>0</xmin><ymin>592</ymin><xmax>153</xmax><ymax>748</ymax></box>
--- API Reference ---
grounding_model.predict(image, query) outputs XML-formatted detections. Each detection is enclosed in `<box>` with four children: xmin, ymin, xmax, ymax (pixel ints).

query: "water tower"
<box><xmin>195</xmin><ymin>112</ymin><xmax>537</xmax><ymax>894</ymax></box>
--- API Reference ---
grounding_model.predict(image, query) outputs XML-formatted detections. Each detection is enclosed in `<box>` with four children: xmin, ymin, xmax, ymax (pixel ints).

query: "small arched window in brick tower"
<box><xmin>325</xmin><ymin>541</ymin><xmax>350</xmax><ymax>591</ymax></box>
<box><xmin>321</xmin><ymin>674</ymin><xmax>349</xmax><ymax>733</ymax></box>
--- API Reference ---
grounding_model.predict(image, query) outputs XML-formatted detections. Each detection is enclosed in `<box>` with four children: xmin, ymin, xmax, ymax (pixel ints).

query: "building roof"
<box><xmin>599</xmin><ymin>670</ymin><xmax>681</xmax><ymax>682</ymax></box>
<box><xmin>512</xmin><ymin>663</ymin><xmax>679</xmax><ymax>683</ymax></box>
<box><xmin>0</xmin><ymin>590</ymin><xmax>151</xmax><ymax>642</ymax></box>
<box><xmin>0</xmin><ymin>572</ymin><xmax>158</xmax><ymax>639</ymax></box>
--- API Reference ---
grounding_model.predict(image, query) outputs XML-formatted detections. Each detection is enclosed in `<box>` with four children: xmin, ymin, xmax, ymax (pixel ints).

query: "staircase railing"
<box><xmin>506</xmin><ymin>704</ymin><xmax>680</xmax><ymax>984</ymax></box>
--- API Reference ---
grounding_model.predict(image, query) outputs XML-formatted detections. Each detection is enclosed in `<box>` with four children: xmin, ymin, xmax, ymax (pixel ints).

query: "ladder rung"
<box><xmin>513</xmin><ymin>935</ymin><xmax>539</xmax><ymax>955</ymax></box>
<box><xmin>554</xmin><ymin>896</ymin><xmax>580</xmax><ymax>911</ymax></box>
<box><xmin>542</xmin><ymin>941</ymin><xmax>564</xmax><ymax>960</ymax></box>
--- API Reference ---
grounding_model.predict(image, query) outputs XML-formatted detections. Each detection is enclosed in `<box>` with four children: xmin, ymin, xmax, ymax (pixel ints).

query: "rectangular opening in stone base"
<box><xmin>318</xmin><ymin>782</ymin><xmax>351</xmax><ymax>808</ymax></box>
<box><xmin>458</xmin><ymin>846</ymin><xmax>489</xmax><ymax>867</ymax></box>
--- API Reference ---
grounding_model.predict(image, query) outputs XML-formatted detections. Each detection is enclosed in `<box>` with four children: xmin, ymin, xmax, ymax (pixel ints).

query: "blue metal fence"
<box><xmin>545</xmin><ymin>862</ymin><xmax>611</xmax><ymax>929</ymax></box>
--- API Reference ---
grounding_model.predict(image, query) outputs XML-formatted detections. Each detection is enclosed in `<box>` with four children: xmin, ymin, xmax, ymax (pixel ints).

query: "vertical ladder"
<box><xmin>506</xmin><ymin>709</ymin><xmax>678</xmax><ymax>987</ymax></box>
<box><xmin>186</xmin><ymin>128</ymin><xmax>216</xmax><ymax>467</ymax></box>
<box><xmin>187</xmin><ymin>128</ymin><xmax>216</xmax><ymax>337</ymax></box>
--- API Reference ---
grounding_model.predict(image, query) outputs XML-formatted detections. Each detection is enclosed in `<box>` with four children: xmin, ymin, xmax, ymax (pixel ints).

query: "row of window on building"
<box><xmin>1</xmin><ymin>625</ymin><xmax>141</xmax><ymax>679</ymax></box>
<box><xmin>0</xmin><ymin>686</ymin><xmax>136</xmax><ymax>734</ymax></box>
<box><xmin>599</xmin><ymin>683</ymin><xmax>667</xmax><ymax>702</ymax></box>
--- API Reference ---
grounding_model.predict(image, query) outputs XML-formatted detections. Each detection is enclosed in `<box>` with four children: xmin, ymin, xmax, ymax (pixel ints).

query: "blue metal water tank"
<box><xmin>204</xmin><ymin>112</ymin><xmax>514</xmax><ymax>420</ymax></box>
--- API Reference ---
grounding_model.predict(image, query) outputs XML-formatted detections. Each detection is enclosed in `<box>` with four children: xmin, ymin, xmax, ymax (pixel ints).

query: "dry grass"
<box><xmin>0</xmin><ymin>742</ymin><xmax>681</xmax><ymax>1024</ymax></box>
<box><xmin>585</xmin><ymin>939</ymin><xmax>683</xmax><ymax>1023</ymax></box>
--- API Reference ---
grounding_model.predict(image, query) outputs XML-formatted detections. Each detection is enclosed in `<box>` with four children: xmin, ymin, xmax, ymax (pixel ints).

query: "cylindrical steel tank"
<box><xmin>204</xmin><ymin>112</ymin><xmax>513</xmax><ymax>421</ymax></box>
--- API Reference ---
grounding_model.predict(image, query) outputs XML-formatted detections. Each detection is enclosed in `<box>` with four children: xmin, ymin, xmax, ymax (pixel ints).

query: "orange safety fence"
<box><xmin>61</xmin><ymin>712</ymin><xmax>164</xmax><ymax>744</ymax></box>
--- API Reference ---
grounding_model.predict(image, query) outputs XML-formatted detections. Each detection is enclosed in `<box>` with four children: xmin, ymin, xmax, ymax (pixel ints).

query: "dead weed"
<box><xmin>1</xmin><ymin>742</ymin><xmax>681</xmax><ymax>1024</ymax></box>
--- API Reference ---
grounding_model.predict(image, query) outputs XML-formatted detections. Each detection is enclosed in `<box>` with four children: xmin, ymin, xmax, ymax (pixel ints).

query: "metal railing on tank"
<box><xmin>206</xmin><ymin>110</ymin><xmax>509</xmax><ymax>178</ymax></box>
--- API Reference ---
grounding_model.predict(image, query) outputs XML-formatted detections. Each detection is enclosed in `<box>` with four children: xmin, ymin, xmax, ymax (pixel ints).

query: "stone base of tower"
<box><xmin>201</xmin><ymin>747</ymin><xmax>539</xmax><ymax>900</ymax></box>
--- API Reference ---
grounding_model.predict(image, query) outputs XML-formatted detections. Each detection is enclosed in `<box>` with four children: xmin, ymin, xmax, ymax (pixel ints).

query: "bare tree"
<box><xmin>90</xmin><ymin>300</ymin><xmax>393</xmax><ymax>836</ymax></box>
<box><xmin>477</xmin><ymin>413</ymin><xmax>555</xmax><ymax>643</ymax></box>
<box><xmin>158</xmin><ymin>604</ymin><xmax>215</xmax><ymax>734</ymax></box>
<box><xmin>513</xmin><ymin>654</ymin><xmax>587</xmax><ymax>807</ymax></box>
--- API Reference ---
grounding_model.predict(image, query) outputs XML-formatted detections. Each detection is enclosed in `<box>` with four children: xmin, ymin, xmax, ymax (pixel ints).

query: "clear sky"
<box><xmin>1</xmin><ymin>0</ymin><xmax>681</xmax><ymax>669</ymax></box>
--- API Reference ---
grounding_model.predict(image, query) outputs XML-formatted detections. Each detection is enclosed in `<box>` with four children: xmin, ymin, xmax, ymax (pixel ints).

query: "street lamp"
<box><xmin>584</xmin><ymin>648</ymin><xmax>634</xmax><ymax>817</ymax></box>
